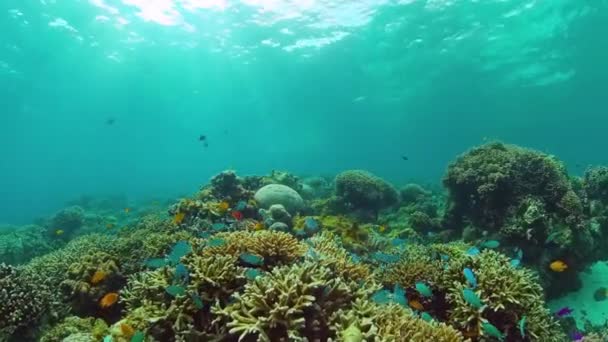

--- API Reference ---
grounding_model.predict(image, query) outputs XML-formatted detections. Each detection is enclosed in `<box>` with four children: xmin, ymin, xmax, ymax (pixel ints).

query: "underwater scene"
<box><xmin>2</xmin><ymin>0</ymin><xmax>608</xmax><ymax>341</ymax></box>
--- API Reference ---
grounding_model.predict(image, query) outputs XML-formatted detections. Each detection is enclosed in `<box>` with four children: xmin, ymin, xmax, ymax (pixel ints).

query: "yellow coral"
<box><xmin>308</xmin><ymin>232</ymin><xmax>371</xmax><ymax>282</ymax></box>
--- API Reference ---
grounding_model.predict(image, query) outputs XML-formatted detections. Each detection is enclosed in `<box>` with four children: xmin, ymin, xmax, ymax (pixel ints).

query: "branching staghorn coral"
<box><xmin>214</xmin><ymin>261</ymin><xmax>375</xmax><ymax>342</ymax></box>
<box><xmin>443</xmin><ymin>250</ymin><xmax>565</xmax><ymax>341</ymax></box>
<box><xmin>39</xmin><ymin>316</ymin><xmax>108</xmax><ymax>342</ymax></box>
<box><xmin>201</xmin><ymin>230</ymin><xmax>306</xmax><ymax>268</ymax></box>
<box><xmin>307</xmin><ymin>231</ymin><xmax>371</xmax><ymax>282</ymax></box>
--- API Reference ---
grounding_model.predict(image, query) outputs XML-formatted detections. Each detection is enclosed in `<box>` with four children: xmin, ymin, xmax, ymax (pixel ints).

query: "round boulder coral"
<box><xmin>335</xmin><ymin>170</ymin><xmax>399</xmax><ymax>212</ymax></box>
<box><xmin>254</xmin><ymin>184</ymin><xmax>304</xmax><ymax>214</ymax></box>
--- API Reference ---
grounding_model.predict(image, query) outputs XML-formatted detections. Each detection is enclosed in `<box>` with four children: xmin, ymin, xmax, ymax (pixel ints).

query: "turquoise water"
<box><xmin>1</xmin><ymin>1</ymin><xmax>607</xmax><ymax>222</ymax></box>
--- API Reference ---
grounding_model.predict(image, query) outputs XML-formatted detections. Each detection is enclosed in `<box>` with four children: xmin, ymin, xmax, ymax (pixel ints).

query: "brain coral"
<box><xmin>335</xmin><ymin>170</ymin><xmax>399</xmax><ymax>214</ymax></box>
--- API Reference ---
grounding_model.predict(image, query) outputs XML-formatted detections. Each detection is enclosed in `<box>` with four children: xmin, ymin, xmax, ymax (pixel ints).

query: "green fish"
<box><xmin>130</xmin><ymin>331</ymin><xmax>145</xmax><ymax>342</ymax></box>
<box><xmin>519</xmin><ymin>315</ymin><xmax>527</xmax><ymax>338</ymax></box>
<box><xmin>420</xmin><ymin>312</ymin><xmax>433</xmax><ymax>322</ymax></box>
<box><xmin>482</xmin><ymin>322</ymin><xmax>504</xmax><ymax>341</ymax></box>
<box><xmin>462</xmin><ymin>288</ymin><xmax>484</xmax><ymax>308</ymax></box>
<box><xmin>166</xmin><ymin>285</ymin><xmax>186</xmax><ymax>297</ymax></box>
<box><xmin>415</xmin><ymin>282</ymin><xmax>433</xmax><ymax>297</ymax></box>
<box><xmin>191</xmin><ymin>293</ymin><xmax>204</xmax><ymax>309</ymax></box>
<box><xmin>481</xmin><ymin>240</ymin><xmax>500</xmax><ymax>249</ymax></box>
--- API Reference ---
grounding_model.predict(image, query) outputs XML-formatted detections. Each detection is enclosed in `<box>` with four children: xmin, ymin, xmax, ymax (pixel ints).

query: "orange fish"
<box><xmin>90</xmin><ymin>270</ymin><xmax>107</xmax><ymax>285</ymax></box>
<box><xmin>99</xmin><ymin>292</ymin><xmax>119</xmax><ymax>308</ymax></box>
<box><xmin>549</xmin><ymin>260</ymin><xmax>568</xmax><ymax>272</ymax></box>
<box><xmin>409</xmin><ymin>299</ymin><xmax>424</xmax><ymax>311</ymax></box>
<box><xmin>124</xmin><ymin>208</ymin><xmax>131</xmax><ymax>214</ymax></box>
<box><xmin>120</xmin><ymin>323</ymin><xmax>135</xmax><ymax>338</ymax></box>
<box><xmin>173</xmin><ymin>212</ymin><xmax>186</xmax><ymax>225</ymax></box>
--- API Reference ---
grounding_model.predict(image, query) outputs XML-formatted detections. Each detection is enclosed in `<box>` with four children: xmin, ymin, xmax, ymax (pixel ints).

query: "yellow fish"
<box><xmin>124</xmin><ymin>207</ymin><xmax>131</xmax><ymax>214</ymax></box>
<box><xmin>218</xmin><ymin>201</ymin><xmax>230</xmax><ymax>213</ymax></box>
<box><xmin>549</xmin><ymin>260</ymin><xmax>568</xmax><ymax>272</ymax></box>
<box><xmin>173</xmin><ymin>212</ymin><xmax>186</xmax><ymax>225</ymax></box>
<box><xmin>90</xmin><ymin>270</ymin><xmax>106</xmax><ymax>285</ymax></box>
<box><xmin>378</xmin><ymin>225</ymin><xmax>387</xmax><ymax>233</ymax></box>
<box><xmin>253</xmin><ymin>222</ymin><xmax>265</xmax><ymax>231</ymax></box>
<box><xmin>55</xmin><ymin>229</ymin><xmax>64</xmax><ymax>235</ymax></box>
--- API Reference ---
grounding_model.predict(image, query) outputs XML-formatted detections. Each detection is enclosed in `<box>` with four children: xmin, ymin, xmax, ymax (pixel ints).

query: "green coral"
<box><xmin>40</xmin><ymin>316</ymin><xmax>108</xmax><ymax>342</ymax></box>
<box><xmin>335</xmin><ymin>170</ymin><xmax>399</xmax><ymax>216</ymax></box>
<box><xmin>584</xmin><ymin>166</ymin><xmax>608</xmax><ymax>202</ymax></box>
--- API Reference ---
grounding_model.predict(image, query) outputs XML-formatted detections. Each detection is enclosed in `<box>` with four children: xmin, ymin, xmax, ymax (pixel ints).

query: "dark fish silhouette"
<box><xmin>106</xmin><ymin>118</ymin><xmax>115</xmax><ymax>125</ymax></box>
<box><xmin>199</xmin><ymin>135</ymin><xmax>208</xmax><ymax>148</ymax></box>
<box><xmin>401</xmin><ymin>155</ymin><xmax>409</xmax><ymax>161</ymax></box>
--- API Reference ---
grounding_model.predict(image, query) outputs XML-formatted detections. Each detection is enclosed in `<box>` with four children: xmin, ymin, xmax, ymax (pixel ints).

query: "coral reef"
<box><xmin>335</xmin><ymin>170</ymin><xmax>399</xmax><ymax>219</ymax></box>
<box><xmin>39</xmin><ymin>316</ymin><xmax>108</xmax><ymax>342</ymax></box>
<box><xmin>0</xmin><ymin>263</ymin><xmax>49</xmax><ymax>339</ymax></box>
<box><xmin>47</xmin><ymin>206</ymin><xmax>86</xmax><ymax>237</ymax></box>
<box><xmin>584</xmin><ymin>166</ymin><xmax>608</xmax><ymax>203</ymax></box>
<box><xmin>0</xmin><ymin>224</ymin><xmax>55</xmax><ymax>265</ymax></box>
<box><xmin>254</xmin><ymin>183</ymin><xmax>305</xmax><ymax>214</ymax></box>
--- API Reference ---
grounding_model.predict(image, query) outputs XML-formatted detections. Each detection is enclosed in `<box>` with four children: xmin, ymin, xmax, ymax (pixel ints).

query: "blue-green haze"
<box><xmin>1</xmin><ymin>0</ymin><xmax>607</xmax><ymax>223</ymax></box>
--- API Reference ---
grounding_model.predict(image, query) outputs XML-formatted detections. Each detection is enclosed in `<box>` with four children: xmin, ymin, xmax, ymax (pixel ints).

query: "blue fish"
<box><xmin>245</xmin><ymin>268</ymin><xmax>262</xmax><ymax>280</ymax></box>
<box><xmin>211</xmin><ymin>223</ymin><xmax>226</xmax><ymax>231</ymax></box>
<box><xmin>130</xmin><ymin>332</ymin><xmax>144</xmax><ymax>342</ymax></box>
<box><xmin>463</xmin><ymin>268</ymin><xmax>477</xmax><ymax>288</ymax></box>
<box><xmin>545</xmin><ymin>231</ymin><xmax>560</xmax><ymax>245</ymax></box>
<box><xmin>235</xmin><ymin>200</ymin><xmax>247</xmax><ymax>211</ymax></box>
<box><xmin>198</xmin><ymin>231</ymin><xmax>211</xmax><ymax>239</ymax></box>
<box><xmin>304</xmin><ymin>217</ymin><xmax>320</xmax><ymax>233</ymax></box>
<box><xmin>481</xmin><ymin>240</ymin><xmax>500</xmax><ymax>249</ymax></box>
<box><xmin>391</xmin><ymin>238</ymin><xmax>407</xmax><ymax>246</ymax></box>
<box><xmin>440</xmin><ymin>254</ymin><xmax>450</xmax><ymax>262</ymax></box>
<box><xmin>371</xmin><ymin>289</ymin><xmax>393</xmax><ymax>304</ymax></box>
<box><xmin>466</xmin><ymin>247</ymin><xmax>481</xmax><ymax>256</ymax></box>
<box><xmin>393</xmin><ymin>284</ymin><xmax>408</xmax><ymax>307</ymax></box>
<box><xmin>166</xmin><ymin>285</ymin><xmax>186</xmax><ymax>297</ymax></box>
<box><xmin>306</xmin><ymin>248</ymin><xmax>320</xmax><ymax>260</ymax></box>
<box><xmin>420</xmin><ymin>312</ymin><xmax>433</xmax><ymax>322</ymax></box>
<box><xmin>144</xmin><ymin>258</ymin><xmax>167</xmax><ymax>269</ymax></box>
<box><xmin>373</xmin><ymin>252</ymin><xmax>400</xmax><ymax>263</ymax></box>
<box><xmin>415</xmin><ymin>282</ymin><xmax>433</xmax><ymax>297</ymax></box>
<box><xmin>350</xmin><ymin>253</ymin><xmax>361</xmax><ymax>263</ymax></box>
<box><xmin>167</xmin><ymin>241</ymin><xmax>192</xmax><ymax>263</ymax></box>
<box><xmin>239</xmin><ymin>253</ymin><xmax>264</xmax><ymax>266</ymax></box>
<box><xmin>191</xmin><ymin>293</ymin><xmax>204</xmax><ymax>309</ymax></box>
<box><xmin>462</xmin><ymin>288</ymin><xmax>484</xmax><ymax>308</ymax></box>
<box><xmin>515</xmin><ymin>248</ymin><xmax>523</xmax><ymax>260</ymax></box>
<box><xmin>482</xmin><ymin>322</ymin><xmax>504</xmax><ymax>341</ymax></box>
<box><xmin>519</xmin><ymin>315</ymin><xmax>526</xmax><ymax>338</ymax></box>
<box><xmin>103</xmin><ymin>335</ymin><xmax>112</xmax><ymax>342</ymax></box>
<box><xmin>207</xmin><ymin>238</ymin><xmax>226</xmax><ymax>247</ymax></box>
<box><xmin>510</xmin><ymin>259</ymin><xmax>521</xmax><ymax>268</ymax></box>
<box><xmin>174</xmin><ymin>263</ymin><xmax>189</xmax><ymax>284</ymax></box>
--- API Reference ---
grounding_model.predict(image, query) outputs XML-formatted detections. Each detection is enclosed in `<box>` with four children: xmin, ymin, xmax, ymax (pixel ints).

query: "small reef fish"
<box><xmin>415</xmin><ymin>282</ymin><xmax>433</xmax><ymax>298</ymax></box>
<box><xmin>191</xmin><ymin>293</ymin><xmax>204</xmax><ymax>309</ymax></box>
<box><xmin>253</xmin><ymin>222</ymin><xmax>265</xmax><ymax>231</ymax></box>
<box><xmin>401</xmin><ymin>155</ymin><xmax>409</xmax><ymax>161</ymax></box>
<box><xmin>103</xmin><ymin>335</ymin><xmax>112</xmax><ymax>342</ymax></box>
<box><xmin>463</xmin><ymin>268</ymin><xmax>477</xmax><ymax>289</ymax></box>
<box><xmin>420</xmin><ymin>312</ymin><xmax>433</xmax><ymax>322</ymax></box>
<box><xmin>235</xmin><ymin>200</ymin><xmax>247</xmax><ymax>211</ymax></box>
<box><xmin>571</xmin><ymin>331</ymin><xmax>584</xmax><ymax>341</ymax></box>
<box><xmin>372</xmin><ymin>252</ymin><xmax>400</xmax><ymax>263</ymax></box>
<box><xmin>481</xmin><ymin>322</ymin><xmax>504</xmax><ymax>341</ymax></box>
<box><xmin>377</xmin><ymin>225</ymin><xmax>388</xmax><ymax>233</ymax></box>
<box><xmin>218</xmin><ymin>201</ymin><xmax>230</xmax><ymax>213</ymax></box>
<box><xmin>393</xmin><ymin>284</ymin><xmax>407</xmax><ymax>307</ymax></box>
<box><xmin>342</xmin><ymin>323</ymin><xmax>363</xmax><ymax>342</ymax></box>
<box><xmin>245</xmin><ymin>268</ymin><xmax>263</xmax><ymax>280</ymax></box>
<box><xmin>550</xmin><ymin>260</ymin><xmax>568</xmax><ymax>272</ymax></box>
<box><xmin>144</xmin><ymin>258</ymin><xmax>167</xmax><ymax>269</ymax></box>
<box><xmin>555</xmin><ymin>307</ymin><xmax>574</xmax><ymax>318</ymax></box>
<box><xmin>166</xmin><ymin>285</ymin><xmax>186</xmax><ymax>297</ymax></box>
<box><xmin>231</xmin><ymin>211</ymin><xmax>244</xmax><ymax>221</ymax></box>
<box><xmin>120</xmin><ymin>324</ymin><xmax>135</xmax><ymax>339</ymax></box>
<box><xmin>440</xmin><ymin>254</ymin><xmax>450</xmax><ymax>262</ymax></box>
<box><xmin>130</xmin><ymin>331</ymin><xmax>145</xmax><ymax>342</ymax></box>
<box><xmin>207</xmin><ymin>238</ymin><xmax>226</xmax><ymax>247</ymax></box>
<box><xmin>106</xmin><ymin>118</ymin><xmax>115</xmax><ymax>125</ymax></box>
<box><xmin>99</xmin><ymin>292</ymin><xmax>119</xmax><ymax>308</ymax></box>
<box><xmin>350</xmin><ymin>253</ymin><xmax>361</xmax><ymax>263</ymax></box>
<box><xmin>462</xmin><ymin>288</ymin><xmax>484</xmax><ymax>308</ymax></box>
<box><xmin>55</xmin><ymin>229</ymin><xmax>64</xmax><ymax>236</ymax></box>
<box><xmin>519</xmin><ymin>315</ymin><xmax>527</xmax><ymax>338</ymax></box>
<box><xmin>124</xmin><ymin>208</ymin><xmax>130</xmax><ymax>213</ymax></box>
<box><xmin>409</xmin><ymin>299</ymin><xmax>424</xmax><ymax>311</ymax></box>
<box><xmin>173</xmin><ymin>212</ymin><xmax>186</xmax><ymax>225</ymax></box>
<box><xmin>481</xmin><ymin>240</ymin><xmax>500</xmax><ymax>249</ymax></box>
<box><xmin>593</xmin><ymin>287</ymin><xmax>608</xmax><ymax>301</ymax></box>
<box><xmin>391</xmin><ymin>238</ymin><xmax>407</xmax><ymax>246</ymax></box>
<box><xmin>371</xmin><ymin>289</ymin><xmax>393</xmax><ymax>304</ymax></box>
<box><xmin>106</xmin><ymin>223</ymin><xmax>114</xmax><ymax>229</ymax></box>
<box><xmin>239</xmin><ymin>253</ymin><xmax>264</xmax><ymax>266</ymax></box>
<box><xmin>174</xmin><ymin>263</ymin><xmax>189</xmax><ymax>284</ymax></box>
<box><xmin>90</xmin><ymin>270</ymin><xmax>107</xmax><ymax>285</ymax></box>
<box><xmin>545</xmin><ymin>231</ymin><xmax>560</xmax><ymax>245</ymax></box>
<box><xmin>211</xmin><ymin>223</ymin><xmax>226</xmax><ymax>231</ymax></box>
<box><xmin>168</xmin><ymin>241</ymin><xmax>192</xmax><ymax>264</ymax></box>
<box><xmin>304</xmin><ymin>217</ymin><xmax>320</xmax><ymax>234</ymax></box>
<box><xmin>510</xmin><ymin>259</ymin><xmax>521</xmax><ymax>268</ymax></box>
<box><xmin>515</xmin><ymin>247</ymin><xmax>523</xmax><ymax>260</ymax></box>
<box><xmin>466</xmin><ymin>247</ymin><xmax>480</xmax><ymax>256</ymax></box>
